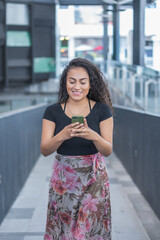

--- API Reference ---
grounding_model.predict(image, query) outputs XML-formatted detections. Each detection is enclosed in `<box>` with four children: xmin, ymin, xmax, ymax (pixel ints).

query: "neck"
<box><xmin>67</xmin><ymin>97</ymin><xmax>88</xmax><ymax>106</ymax></box>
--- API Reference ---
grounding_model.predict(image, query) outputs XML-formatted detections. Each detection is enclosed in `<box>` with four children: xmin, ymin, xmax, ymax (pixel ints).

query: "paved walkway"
<box><xmin>0</xmin><ymin>152</ymin><xmax>160</xmax><ymax>240</ymax></box>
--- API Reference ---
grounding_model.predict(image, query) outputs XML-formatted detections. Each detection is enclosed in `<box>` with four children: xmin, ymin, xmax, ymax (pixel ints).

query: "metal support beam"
<box><xmin>30</xmin><ymin>2</ymin><xmax>35</xmax><ymax>84</ymax></box>
<box><xmin>4</xmin><ymin>1</ymin><xmax>8</xmax><ymax>88</ymax></box>
<box><xmin>103</xmin><ymin>3</ymin><xmax>108</xmax><ymax>72</ymax></box>
<box><xmin>6</xmin><ymin>0</ymin><xmax>57</xmax><ymax>3</ymax></box>
<box><xmin>59</xmin><ymin>0</ymin><xmax>102</xmax><ymax>5</ymax></box>
<box><xmin>113</xmin><ymin>4</ymin><xmax>119</xmax><ymax>61</ymax></box>
<box><xmin>133</xmin><ymin>0</ymin><xmax>146</xmax><ymax>66</ymax></box>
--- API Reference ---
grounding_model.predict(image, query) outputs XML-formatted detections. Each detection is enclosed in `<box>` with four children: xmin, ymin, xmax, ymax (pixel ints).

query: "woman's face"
<box><xmin>66</xmin><ymin>67</ymin><xmax>91</xmax><ymax>101</ymax></box>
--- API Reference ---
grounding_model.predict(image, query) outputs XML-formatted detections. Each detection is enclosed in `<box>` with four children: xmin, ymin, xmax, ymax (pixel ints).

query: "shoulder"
<box><xmin>97</xmin><ymin>102</ymin><xmax>113</xmax><ymax>121</ymax></box>
<box><xmin>47</xmin><ymin>103</ymin><xmax>59</xmax><ymax>109</ymax></box>
<box><xmin>89</xmin><ymin>100</ymin><xmax>110</xmax><ymax>110</ymax></box>
<box><xmin>98</xmin><ymin>102</ymin><xmax>110</xmax><ymax>109</ymax></box>
<box><xmin>43</xmin><ymin>103</ymin><xmax>60</xmax><ymax>122</ymax></box>
<box><xmin>45</xmin><ymin>103</ymin><xmax>59</xmax><ymax>111</ymax></box>
<box><xmin>96</xmin><ymin>101</ymin><xmax>110</xmax><ymax>109</ymax></box>
<box><xmin>90</xmin><ymin>99</ymin><xmax>97</xmax><ymax>109</ymax></box>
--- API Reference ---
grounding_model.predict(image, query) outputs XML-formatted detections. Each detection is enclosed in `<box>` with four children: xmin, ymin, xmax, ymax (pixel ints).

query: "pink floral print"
<box><xmin>44</xmin><ymin>152</ymin><xmax>111</xmax><ymax>240</ymax></box>
<box><xmin>82</xmin><ymin>194</ymin><xmax>99</xmax><ymax>212</ymax></box>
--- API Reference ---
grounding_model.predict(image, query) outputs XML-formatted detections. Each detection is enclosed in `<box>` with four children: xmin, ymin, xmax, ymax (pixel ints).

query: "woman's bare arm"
<box><xmin>40</xmin><ymin>119</ymin><xmax>84</xmax><ymax>157</ymax></box>
<box><xmin>40</xmin><ymin>119</ymin><xmax>64</xmax><ymax>156</ymax></box>
<box><xmin>70</xmin><ymin>117</ymin><xmax>114</xmax><ymax>157</ymax></box>
<box><xmin>93</xmin><ymin>117</ymin><xmax>114</xmax><ymax>157</ymax></box>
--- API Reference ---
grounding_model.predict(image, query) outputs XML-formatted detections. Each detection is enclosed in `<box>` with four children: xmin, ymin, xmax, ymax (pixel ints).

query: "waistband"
<box><xmin>55</xmin><ymin>151</ymin><xmax>101</xmax><ymax>159</ymax></box>
<box><xmin>55</xmin><ymin>152</ymin><xmax>106</xmax><ymax>183</ymax></box>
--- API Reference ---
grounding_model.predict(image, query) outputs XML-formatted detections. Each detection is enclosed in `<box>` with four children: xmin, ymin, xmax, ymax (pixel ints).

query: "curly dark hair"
<box><xmin>58</xmin><ymin>58</ymin><xmax>114</xmax><ymax>113</ymax></box>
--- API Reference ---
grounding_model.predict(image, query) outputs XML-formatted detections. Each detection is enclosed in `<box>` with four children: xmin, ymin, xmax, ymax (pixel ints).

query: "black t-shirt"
<box><xmin>43</xmin><ymin>102</ymin><xmax>112</xmax><ymax>156</ymax></box>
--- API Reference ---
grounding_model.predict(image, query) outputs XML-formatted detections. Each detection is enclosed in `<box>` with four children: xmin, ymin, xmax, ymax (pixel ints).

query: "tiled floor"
<box><xmin>0</xmin><ymin>151</ymin><xmax>160</xmax><ymax>240</ymax></box>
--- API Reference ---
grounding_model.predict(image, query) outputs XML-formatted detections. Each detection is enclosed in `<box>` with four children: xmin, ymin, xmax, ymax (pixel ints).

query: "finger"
<box><xmin>71</xmin><ymin>128</ymin><xmax>87</xmax><ymax>134</ymax></box>
<box><xmin>70</xmin><ymin>122</ymin><xmax>80</xmax><ymax>128</ymax></box>
<box><xmin>73</xmin><ymin>123</ymin><xmax>84</xmax><ymax>129</ymax></box>
<box><xmin>84</xmin><ymin>118</ymin><xmax>88</xmax><ymax>127</ymax></box>
<box><xmin>71</xmin><ymin>132</ymin><xmax>86</xmax><ymax>137</ymax></box>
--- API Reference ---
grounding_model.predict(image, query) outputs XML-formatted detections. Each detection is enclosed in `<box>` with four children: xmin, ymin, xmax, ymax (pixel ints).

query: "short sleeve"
<box><xmin>43</xmin><ymin>105</ymin><xmax>56</xmax><ymax>123</ymax></box>
<box><xmin>99</xmin><ymin>103</ymin><xmax>112</xmax><ymax>122</ymax></box>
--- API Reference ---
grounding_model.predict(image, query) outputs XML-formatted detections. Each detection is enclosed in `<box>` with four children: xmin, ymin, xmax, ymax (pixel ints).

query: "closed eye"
<box><xmin>69</xmin><ymin>81</ymin><xmax>86</xmax><ymax>85</ymax></box>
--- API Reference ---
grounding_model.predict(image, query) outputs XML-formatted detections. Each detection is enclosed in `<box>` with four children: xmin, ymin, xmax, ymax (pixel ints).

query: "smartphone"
<box><xmin>72</xmin><ymin>115</ymin><xmax>84</xmax><ymax>124</ymax></box>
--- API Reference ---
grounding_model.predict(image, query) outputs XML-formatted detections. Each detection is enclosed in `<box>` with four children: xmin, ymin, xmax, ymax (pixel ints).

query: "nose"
<box><xmin>74</xmin><ymin>81</ymin><xmax>81</xmax><ymax>89</ymax></box>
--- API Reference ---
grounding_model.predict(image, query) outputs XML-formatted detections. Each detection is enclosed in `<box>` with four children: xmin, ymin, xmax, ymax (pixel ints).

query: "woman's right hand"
<box><xmin>61</xmin><ymin>122</ymin><xmax>84</xmax><ymax>141</ymax></box>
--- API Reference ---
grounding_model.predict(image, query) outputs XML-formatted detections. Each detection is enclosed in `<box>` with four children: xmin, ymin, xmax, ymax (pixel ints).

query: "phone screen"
<box><xmin>72</xmin><ymin>115</ymin><xmax>84</xmax><ymax>124</ymax></box>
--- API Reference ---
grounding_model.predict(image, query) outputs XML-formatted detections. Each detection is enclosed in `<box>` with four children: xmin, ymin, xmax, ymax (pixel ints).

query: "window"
<box><xmin>6</xmin><ymin>3</ymin><xmax>29</xmax><ymax>25</ymax></box>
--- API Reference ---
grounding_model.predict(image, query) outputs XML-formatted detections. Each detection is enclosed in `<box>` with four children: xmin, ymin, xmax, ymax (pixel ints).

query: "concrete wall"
<box><xmin>113</xmin><ymin>104</ymin><xmax>160</xmax><ymax>220</ymax></box>
<box><xmin>0</xmin><ymin>104</ymin><xmax>47</xmax><ymax>224</ymax></box>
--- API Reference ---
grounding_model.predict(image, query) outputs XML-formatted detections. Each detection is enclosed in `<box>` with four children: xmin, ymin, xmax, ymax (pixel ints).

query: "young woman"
<box><xmin>41</xmin><ymin>58</ymin><xmax>114</xmax><ymax>240</ymax></box>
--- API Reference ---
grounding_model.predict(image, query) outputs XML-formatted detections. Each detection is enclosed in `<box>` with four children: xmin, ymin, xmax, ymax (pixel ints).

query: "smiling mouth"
<box><xmin>72</xmin><ymin>91</ymin><xmax>82</xmax><ymax>95</ymax></box>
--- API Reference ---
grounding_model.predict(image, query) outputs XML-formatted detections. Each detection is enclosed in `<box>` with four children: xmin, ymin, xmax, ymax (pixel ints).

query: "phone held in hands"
<box><xmin>71</xmin><ymin>115</ymin><xmax>84</xmax><ymax>124</ymax></box>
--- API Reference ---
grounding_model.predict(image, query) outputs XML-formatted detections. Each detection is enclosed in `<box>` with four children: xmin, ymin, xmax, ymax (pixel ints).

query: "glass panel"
<box><xmin>74</xmin><ymin>5</ymin><xmax>102</xmax><ymax>25</ymax></box>
<box><xmin>34</xmin><ymin>58</ymin><xmax>55</xmax><ymax>73</ymax></box>
<box><xmin>119</xmin><ymin>8</ymin><xmax>133</xmax><ymax>64</ymax></box>
<box><xmin>6</xmin><ymin>3</ymin><xmax>29</xmax><ymax>25</ymax></box>
<box><xmin>7</xmin><ymin>31</ymin><xmax>31</xmax><ymax>47</ymax></box>
<box><xmin>107</xmin><ymin>60</ymin><xmax>160</xmax><ymax>115</ymax></box>
<box><xmin>145</xmin><ymin>2</ymin><xmax>160</xmax><ymax>70</ymax></box>
<box><xmin>0</xmin><ymin>99</ymin><xmax>48</xmax><ymax>114</ymax></box>
<box><xmin>59</xmin><ymin>5</ymin><xmax>104</xmax><ymax>65</ymax></box>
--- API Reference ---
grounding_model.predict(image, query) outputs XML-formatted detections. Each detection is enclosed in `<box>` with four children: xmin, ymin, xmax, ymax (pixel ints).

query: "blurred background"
<box><xmin>0</xmin><ymin>0</ymin><xmax>160</xmax><ymax>114</ymax></box>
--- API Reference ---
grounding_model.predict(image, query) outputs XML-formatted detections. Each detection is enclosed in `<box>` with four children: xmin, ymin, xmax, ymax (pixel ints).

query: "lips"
<box><xmin>72</xmin><ymin>91</ymin><xmax>82</xmax><ymax>96</ymax></box>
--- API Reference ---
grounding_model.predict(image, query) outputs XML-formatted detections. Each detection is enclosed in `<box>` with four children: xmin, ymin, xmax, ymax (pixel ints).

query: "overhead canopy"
<box><xmin>59</xmin><ymin>0</ymin><xmax>153</xmax><ymax>6</ymax></box>
<box><xmin>7</xmin><ymin>0</ymin><xmax>152</xmax><ymax>6</ymax></box>
<box><xmin>59</xmin><ymin>0</ymin><xmax>133</xmax><ymax>6</ymax></box>
<box><xmin>59</xmin><ymin>0</ymin><xmax>103</xmax><ymax>5</ymax></box>
<box><xmin>6</xmin><ymin>0</ymin><xmax>58</xmax><ymax>3</ymax></box>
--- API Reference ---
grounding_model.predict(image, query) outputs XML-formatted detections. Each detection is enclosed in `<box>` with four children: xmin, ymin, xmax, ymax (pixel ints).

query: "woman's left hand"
<box><xmin>70</xmin><ymin>118</ymin><xmax>98</xmax><ymax>141</ymax></box>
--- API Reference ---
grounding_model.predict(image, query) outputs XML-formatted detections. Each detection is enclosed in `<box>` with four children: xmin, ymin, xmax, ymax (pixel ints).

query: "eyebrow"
<box><xmin>69</xmin><ymin>77</ymin><xmax>88</xmax><ymax>81</ymax></box>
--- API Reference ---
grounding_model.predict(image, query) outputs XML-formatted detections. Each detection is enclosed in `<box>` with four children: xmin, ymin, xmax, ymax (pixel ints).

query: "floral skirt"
<box><xmin>44</xmin><ymin>152</ymin><xmax>111</xmax><ymax>240</ymax></box>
